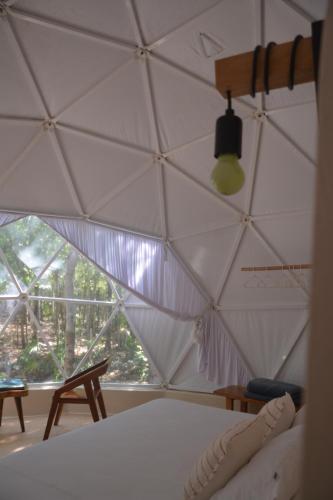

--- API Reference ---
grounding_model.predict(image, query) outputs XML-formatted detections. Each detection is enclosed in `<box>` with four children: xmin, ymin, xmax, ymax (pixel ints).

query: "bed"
<box><xmin>0</xmin><ymin>398</ymin><xmax>254</xmax><ymax>499</ymax></box>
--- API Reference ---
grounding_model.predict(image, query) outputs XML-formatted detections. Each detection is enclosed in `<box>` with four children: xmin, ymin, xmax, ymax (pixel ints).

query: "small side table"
<box><xmin>214</xmin><ymin>385</ymin><xmax>266</xmax><ymax>413</ymax></box>
<box><xmin>0</xmin><ymin>387</ymin><xmax>29</xmax><ymax>432</ymax></box>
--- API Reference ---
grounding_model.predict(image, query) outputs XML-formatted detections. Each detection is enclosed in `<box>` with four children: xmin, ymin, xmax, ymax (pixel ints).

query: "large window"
<box><xmin>0</xmin><ymin>216</ymin><xmax>155</xmax><ymax>384</ymax></box>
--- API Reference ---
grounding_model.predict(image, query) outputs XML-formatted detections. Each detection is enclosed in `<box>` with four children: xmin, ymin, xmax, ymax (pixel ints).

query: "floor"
<box><xmin>0</xmin><ymin>413</ymin><xmax>93</xmax><ymax>459</ymax></box>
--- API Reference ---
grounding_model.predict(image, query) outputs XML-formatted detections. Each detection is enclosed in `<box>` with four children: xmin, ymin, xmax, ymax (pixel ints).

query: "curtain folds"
<box><xmin>41</xmin><ymin>217</ymin><xmax>208</xmax><ymax>321</ymax></box>
<box><xmin>198</xmin><ymin>310</ymin><xmax>252</xmax><ymax>386</ymax></box>
<box><xmin>0</xmin><ymin>213</ymin><xmax>23</xmax><ymax>227</ymax></box>
<box><xmin>0</xmin><ymin>212</ymin><xmax>251</xmax><ymax>387</ymax></box>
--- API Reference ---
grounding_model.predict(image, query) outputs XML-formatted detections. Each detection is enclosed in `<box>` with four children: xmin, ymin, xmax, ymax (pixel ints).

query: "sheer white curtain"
<box><xmin>0</xmin><ymin>213</ymin><xmax>23</xmax><ymax>227</ymax></box>
<box><xmin>0</xmin><ymin>212</ymin><xmax>251</xmax><ymax>386</ymax></box>
<box><xmin>198</xmin><ymin>310</ymin><xmax>252</xmax><ymax>386</ymax></box>
<box><xmin>42</xmin><ymin>217</ymin><xmax>208</xmax><ymax>320</ymax></box>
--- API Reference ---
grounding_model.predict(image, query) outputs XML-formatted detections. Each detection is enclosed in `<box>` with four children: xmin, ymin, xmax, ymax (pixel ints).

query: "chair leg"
<box><xmin>54</xmin><ymin>402</ymin><xmax>63</xmax><ymax>426</ymax></box>
<box><xmin>43</xmin><ymin>396</ymin><xmax>59</xmax><ymax>440</ymax></box>
<box><xmin>93</xmin><ymin>379</ymin><xmax>107</xmax><ymax>419</ymax></box>
<box><xmin>84</xmin><ymin>382</ymin><xmax>99</xmax><ymax>422</ymax></box>
<box><xmin>14</xmin><ymin>397</ymin><xmax>25</xmax><ymax>432</ymax></box>
<box><xmin>0</xmin><ymin>399</ymin><xmax>3</xmax><ymax>426</ymax></box>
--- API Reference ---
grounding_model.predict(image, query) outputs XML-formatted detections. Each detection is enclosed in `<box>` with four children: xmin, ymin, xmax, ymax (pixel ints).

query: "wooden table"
<box><xmin>0</xmin><ymin>388</ymin><xmax>29</xmax><ymax>432</ymax></box>
<box><xmin>214</xmin><ymin>385</ymin><xmax>267</xmax><ymax>413</ymax></box>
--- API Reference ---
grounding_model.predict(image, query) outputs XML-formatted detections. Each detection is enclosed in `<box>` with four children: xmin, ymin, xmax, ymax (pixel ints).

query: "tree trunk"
<box><xmin>64</xmin><ymin>250</ymin><xmax>79</xmax><ymax>376</ymax></box>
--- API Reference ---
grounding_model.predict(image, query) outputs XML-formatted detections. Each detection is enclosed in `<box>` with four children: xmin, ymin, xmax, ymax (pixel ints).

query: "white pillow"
<box><xmin>258</xmin><ymin>393</ymin><xmax>295</xmax><ymax>441</ymax></box>
<box><xmin>212</xmin><ymin>424</ymin><xmax>304</xmax><ymax>500</ymax></box>
<box><xmin>293</xmin><ymin>406</ymin><xmax>306</xmax><ymax>427</ymax></box>
<box><xmin>184</xmin><ymin>415</ymin><xmax>266</xmax><ymax>500</ymax></box>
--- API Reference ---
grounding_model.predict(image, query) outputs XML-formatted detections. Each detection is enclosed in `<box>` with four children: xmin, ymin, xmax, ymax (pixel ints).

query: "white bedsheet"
<box><xmin>0</xmin><ymin>398</ymin><xmax>253</xmax><ymax>500</ymax></box>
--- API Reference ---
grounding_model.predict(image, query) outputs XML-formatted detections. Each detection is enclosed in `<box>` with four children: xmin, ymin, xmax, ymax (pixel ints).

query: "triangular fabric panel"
<box><xmin>0</xmin><ymin>133</ymin><xmax>80</xmax><ymax>216</ymax></box>
<box><xmin>269</xmin><ymin>101</ymin><xmax>317</xmax><ymax>163</ymax></box>
<box><xmin>125</xmin><ymin>305</ymin><xmax>192</xmax><ymax>383</ymax></box>
<box><xmin>135</xmin><ymin>0</ymin><xmax>219</xmax><ymax>46</ymax></box>
<box><xmin>11</xmin><ymin>15</ymin><xmax>131</xmax><ymax>116</ymax></box>
<box><xmin>164</xmin><ymin>166</ymin><xmax>237</xmax><ymax>238</ymax></box>
<box><xmin>61</xmin><ymin>60</ymin><xmax>155</xmax><ymax>151</ymax></box>
<box><xmin>222</xmin><ymin>308</ymin><xmax>308</xmax><ymax>378</ymax></box>
<box><xmin>0</xmin><ymin>19</ymin><xmax>43</xmax><ymax>116</ymax></box>
<box><xmin>277</xmin><ymin>323</ymin><xmax>309</xmax><ymax>386</ymax></box>
<box><xmin>149</xmin><ymin>57</ymin><xmax>223</xmax><ymax>152</ymax></box>
<box><xmin>94</xmin><ymin>167</ymin><xmax>161</xmax><ymax>236</ymax></box>
<box><xmin>251</xmin><ymin>121</ymin><xmax>316</xmax><ymax>216</ymax></box>
<box><xmin>255</xmin><ymin>213</ymin><xmax>313</xmax><ymax>293</ymax></box>
<box><xmin>173</xmin><ymin>225</ymin><xmax>240</xmax><ymax>299</ymax></box>
<box><xmin>0</xmin><ymin>121</ymin><xmax>40</xmax><ymax>175</ymax></box>
<box><xmin>154</xmin><ymin>0</ymin><xmax>253</xmax><ymax>84</ymax></box>
<box><xmin>15</xmin><ymin>0</ymin><xmax>137</xmax><ymax>43</ymax></box>
<box><xmin>219</xmin><ymin>227</ymin><xmax>306</xmax><ymax>307</ymax></box>
<box><xmin>169</xmin><ymin>116</ymin><xmax>256</xmax><ymax>213</ymax></box>
<box><xmin>170</xmin><ymin>343</ymin><xmax>219</xmax><ymax>392</ymax></box>
<box><xmin>57</xmin><ymin>128</ymin><xmax>151</xmax><ymax>214</ymax></box>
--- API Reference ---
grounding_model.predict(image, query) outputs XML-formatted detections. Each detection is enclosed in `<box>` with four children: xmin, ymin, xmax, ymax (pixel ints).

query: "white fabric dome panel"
<box><xmin>169</xmin><ymin>116</ymin><xmax>256</xmax><ymax>213</ymax></box>
<box><xmin>0</xmin><ymin>121</ymin><xmax>40</xmax><ymax>173</ymax></box>
<box><xmin>61</xmin><ymin>60</ymin><xmax>155</xmax><ymax>151</ymax></box>
<box><xmin>0</xmin><ymin>132</ymin><xmax>80</xmax><ymax>215</ymax></box>
<box><xmin>10</xmin><ymin>15</ymin><xmax>131</xmax><ymax>117</ymax></box>
<box><xmin>15</xmin><ymin>0</ymin><xmax>137</xmax><ymax>43</ymax></box>
<box><xmin>251</xmin><ymin>120</ymin><xmax>316</xmax><ymax>216</ymax></box>
<box><xmin>57</xmin><ymin>127</ymin><xmax>151</xmax><ymax>215</ymax></box>
<box><xmin>134</xmin><ymin>0</ymin><xmax>219</xmax><ymax>46</ymax></box>
<box><xmin>0</xmin><ymin>19</ymin><xmax>42</xmax><ymax>116</ymax></box>
<box><xmin>222</xmin><ymin>309</ymin><xmax>308</xmax><ymax>379</ymax></box>
<box><xmin>173</xmin><ymin>225</ymin><xmax>240</xmax><ymax>299</ymax></box>
<box><xmin>149</xmin><ymin>57</ymin><xmax>223</xmax><ymax>151</ymax></box>
<box><xmin>93</xmin><ymin>167</ymin><xmax>161</xmax><ymax>236</ymax></box>
<box><xmin>219</xmin><ymin>227</ymin><xmax>306</xmax><ymax>307</ymax></box>
<box><xmin>125</xmin><ymin>305</ymin><xmax>192</xmax><ymax>383</ymax></box>
<box><xmin>153</xmin><ymin>0</ymin><xmax>254</xmax><ymax>84</ymax></box>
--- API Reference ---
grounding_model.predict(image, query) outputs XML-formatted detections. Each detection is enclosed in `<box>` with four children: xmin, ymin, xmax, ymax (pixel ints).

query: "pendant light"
<box><xmin>211</xmin><ymin>92</ymin><xmax>244</xmax><ymax>196</ymax></box>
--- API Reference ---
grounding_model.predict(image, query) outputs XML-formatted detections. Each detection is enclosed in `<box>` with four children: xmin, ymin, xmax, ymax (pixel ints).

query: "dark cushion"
<box><xmin>245</xmin><ymin>378</ymin><xmax>303</xmax><ymax>405</ymax></box>
<box><xmin>0</xmin><ymin>378</ymin><xmax>25</xmax><ymax>391</ymax></box>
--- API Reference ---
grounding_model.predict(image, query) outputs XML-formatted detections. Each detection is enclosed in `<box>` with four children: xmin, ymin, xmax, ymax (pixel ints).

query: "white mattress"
<box><xmin>0</xmin><ymin>398</ymin><xmax>253</xmax><ymax>500</ymax></box>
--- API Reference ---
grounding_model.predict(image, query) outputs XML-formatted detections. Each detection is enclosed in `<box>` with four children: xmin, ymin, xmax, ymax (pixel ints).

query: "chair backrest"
<box><xmin>56</xmin><ymin>359</ymin><xmax>109</xmax><ymax>395</ymax></box>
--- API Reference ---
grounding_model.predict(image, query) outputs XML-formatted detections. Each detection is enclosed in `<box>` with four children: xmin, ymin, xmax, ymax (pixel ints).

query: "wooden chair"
<box><xmin>43</xmin><ymin>359</ymin><xmax>108</xmax><ymax>440</ymax></box>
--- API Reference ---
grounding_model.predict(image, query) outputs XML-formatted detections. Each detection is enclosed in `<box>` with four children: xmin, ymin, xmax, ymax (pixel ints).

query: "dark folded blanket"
<box><xmin>245</xmin><ymin>378</ymin><xmax>303</xmax><ymax>405</ymax></box>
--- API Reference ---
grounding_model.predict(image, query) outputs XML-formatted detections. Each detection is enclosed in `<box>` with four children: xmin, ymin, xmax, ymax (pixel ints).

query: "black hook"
<box><xmin>288</xmin><ymin>35</ymin><xmax>303</xmax><ymax>90</ymax></box>
<box><xmin>264</xmin><ymin>42</ymin><xmax>276</xmax><ymax>94</ymax></box>
<box><xmin>251</xmin><ymin>45</ymin><xmax>262</xmax><ymax>98</ymax></box>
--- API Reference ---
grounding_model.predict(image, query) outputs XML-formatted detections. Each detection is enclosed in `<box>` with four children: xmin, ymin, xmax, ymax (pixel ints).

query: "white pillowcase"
<box><xmin>184</xmin><ymin>415</ymin><xmax>266</xmax><ymax>500</ymax></box>
<box><xmin>258</xmin><ymin>392</ymin><xmax>295</xmax><ymax>441</ymax></box>
<box><xmin>212</xmin><ymin>424</ymin><xmax>304</xmax><ymax>500</ymax></box>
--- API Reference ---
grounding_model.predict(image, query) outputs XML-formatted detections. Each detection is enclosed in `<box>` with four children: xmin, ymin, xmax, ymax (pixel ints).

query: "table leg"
<box><xmin>14</xmin><ymin>397</ymin><xmax>25</xmax><ymax>432</ymax></box>
<box><xmin>240</xmin><ymin>401</ymin><xmax>248</xmax><ymax>412</ymax></box>
<box><xmin>0</xmin><ymin>399</ymin><xmax>3</xmax><ymax>426</ymax></box>
<box><xmin>225</xmin><ymin>397</ymin><xmax>234</xmax><ymax>411</ymax></box>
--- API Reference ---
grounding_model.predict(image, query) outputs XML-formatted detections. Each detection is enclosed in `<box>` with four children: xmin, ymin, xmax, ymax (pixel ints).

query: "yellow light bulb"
<box><xmin>211</xmin><ymin>154</ymin><xmax>245</xmax><ymax>195</ymax></box>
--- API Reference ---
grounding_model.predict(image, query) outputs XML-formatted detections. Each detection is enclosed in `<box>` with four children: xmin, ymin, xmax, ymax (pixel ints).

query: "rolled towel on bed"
<box><xmin>245</xmin><ymin>378</ymin><xmax>303</xmax><ymax>406</ymax></box>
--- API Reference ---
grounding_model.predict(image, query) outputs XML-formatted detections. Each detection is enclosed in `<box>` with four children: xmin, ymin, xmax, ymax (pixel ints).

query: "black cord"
<box><xmin>264</xmin><ymin>42</ymin><xmax>276</xmax><ymax>94</ymax></box>
<box><xmin>288</xmin><ymin>35</ymin><xmax>303</xmax><ymax>90</ymax></box>
<box><xmin>226</xmin><ymin>90</ymin><xmax>232</xmax><ymax>111</ymax></box>
<box><xmin>251</xmin><ymin>45</ymin><xmax>262</xmax><ymax>98</ymax></box>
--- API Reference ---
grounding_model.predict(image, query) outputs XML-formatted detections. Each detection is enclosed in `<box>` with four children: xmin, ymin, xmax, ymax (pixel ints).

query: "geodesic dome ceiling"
<box><xmin>0</xmin><ymin>0</ymin><xmax>328</xmax><ymax>389</ymax></box>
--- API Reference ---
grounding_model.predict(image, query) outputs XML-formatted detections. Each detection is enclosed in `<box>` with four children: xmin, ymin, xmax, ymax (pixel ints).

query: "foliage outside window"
<box><xmin>0</xmin><ymin>216</ymin><xmax>155</xmax><ymax>384</ymax></box>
